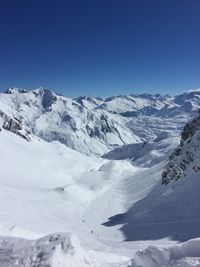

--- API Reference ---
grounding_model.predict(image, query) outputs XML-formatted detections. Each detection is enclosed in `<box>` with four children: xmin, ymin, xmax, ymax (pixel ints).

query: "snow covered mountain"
<box><xmin>1</xmin><ymin>87</ymin><xmax>200</xmax><ymax>156</ymax></box>
<box><xmin>103</xmin><ymin>131</ymin><xmax>179</xmax><ymax>167</ymax></box>
<box><xmin>1</xmin><ymin>114</ymin><xmax>200</xmax><ymax>267</ymax></box>
<box><xmin>0</xmin><ymin>88</ymin><xmax>139</xmax><ymax>155</ymax></box>
<box><xmin>103</xmin><ymin>111</ymin><xmax>200</xmax><ymax>248</ymax></box>
<box><xmin>1</xmin><ymin>88</ymin><xmax>200</xmax><ymax>266</ymax></box>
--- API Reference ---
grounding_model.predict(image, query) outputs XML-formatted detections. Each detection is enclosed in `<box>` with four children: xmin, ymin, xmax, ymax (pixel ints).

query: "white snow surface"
<box><xmin>0</xmin><ymin>128</ymin><xmax>200</xmax><ymax>266</ymax></box>
<box><xmin>1</xmin><ymin>88</ymin><xmax>200</xmax><ymax>266</ymax></box>
<box><xmin>1</xmin><ymin>87</ymin><xmax>200</xmax><ymax>155</ymax></box>
<box><xmin>103</xmin><ymin>131</ymin><xmax>180</xmax><ymax>167</ymax></box>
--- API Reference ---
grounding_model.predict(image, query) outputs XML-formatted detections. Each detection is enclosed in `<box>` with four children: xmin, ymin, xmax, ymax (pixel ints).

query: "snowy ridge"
<box><xmin>103</xmin><ymin>132</ymin><xmax>179</xmax><ymax>167</ymax></box>
<box><xmin>1</xmin><ymin>87</ymin><xmax>200</xmax><ymax>155</ymax></box>
<box><xmin>0</xmin><ymin>87</ymin><xmax>140</xmax><ymax>155</ymax></box>
<box><xmin>101</xmin><ymin>112</ymin><xmax>200</xmax><ymax>247</ymax></box>
<box><xmin>1</xmin><ymin>88</ymin><xmax>200</xmax><ymax>266</ymax></box>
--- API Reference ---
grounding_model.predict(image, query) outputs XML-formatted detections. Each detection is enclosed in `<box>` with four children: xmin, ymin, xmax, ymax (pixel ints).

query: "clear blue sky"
<box><xmin>0</xmin><ymin>0</ymin><xmax>200</xmax><ymax>96</ymax></box>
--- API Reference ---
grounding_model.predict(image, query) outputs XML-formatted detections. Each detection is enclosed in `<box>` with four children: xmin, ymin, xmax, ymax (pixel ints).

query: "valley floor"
<box><xmin>0</xmin><ymin>131</ymin><xmax>200</xmax><ymax>266</ymax></box>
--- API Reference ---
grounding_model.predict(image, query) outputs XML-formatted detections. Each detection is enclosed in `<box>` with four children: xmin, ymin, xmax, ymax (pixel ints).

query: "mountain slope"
<box><xmin>1</xmin><ymin>87</ymin><xmax>200</xmax><ymax>155</ymax></box>
<box><xmin>103</xmin><ymin>112</ymin><xmax>200</xmax><ymax>243</ymax></box>
<box><xmin>0</xmin><ymin>88</ymin><xmax>139</xmax><ymax>155</ymax></box>
<box><xmin>103</xmin><ymin>132</ymin><xmax>179</xmax><ymax>167</ymax></box>
<box><xmin>1</xmin><ymin>97</ymin><xmax>200</xmax><ymax>266</ymax></box>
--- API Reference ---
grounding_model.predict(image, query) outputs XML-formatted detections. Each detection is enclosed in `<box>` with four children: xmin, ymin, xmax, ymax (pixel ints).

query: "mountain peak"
<box><xmin>5</xmin><ymin>87</ymin><xmax>28</xmax><ymax>94</ymax></box>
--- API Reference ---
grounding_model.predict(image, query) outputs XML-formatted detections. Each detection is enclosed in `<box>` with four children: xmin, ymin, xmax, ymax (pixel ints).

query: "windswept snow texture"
<box><xmin>0</xmin><ymin>233</ymin><xmax>102</xmax><ymax>267</ymax></box>
<box><xmin>1</xmin><ymin>234</ymin><xmax>200</xmax><ymax>267</ymax></box>
<box><xmin>130</xmin><ymin>239</ymin><xmax>200</xmax><ymax>267</ymax></box>
<box><xmin>1</xmin><ymin>88</ymin><xmax>200</xmax><ymax>266</ymax></box>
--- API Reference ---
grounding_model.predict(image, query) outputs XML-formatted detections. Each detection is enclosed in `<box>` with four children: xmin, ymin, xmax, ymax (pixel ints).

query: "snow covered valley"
<box><xmin>1</xmin><ymin>88</ymin><xmax>200</xmax><ymax>266</ymax></box>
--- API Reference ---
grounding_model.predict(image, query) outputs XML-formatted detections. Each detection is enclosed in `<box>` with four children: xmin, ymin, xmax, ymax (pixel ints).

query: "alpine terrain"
<box><xmin>1</xmin><ymin>87</ymin><xmax>200</xmax><ymax>266</ymax></box>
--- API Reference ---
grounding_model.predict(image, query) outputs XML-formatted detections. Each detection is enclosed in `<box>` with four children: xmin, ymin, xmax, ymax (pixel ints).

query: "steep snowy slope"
<box><xmin>1</xmin><ymin>88</ymin><xmax>200</xmax><ymax>266</ymax></box>
<box><xmin>0</xmin><ymin>129</ymin><xmax>105</xmax><ymax>237</ymax></box>
<box><xmin>0</xmin><ymin>88</ymin><xmax>139</xmax><ymax>155</ymax></box>
<box><xmin>0</xmin><ymin>126</ymin><xmax>154</xmax><ymax>266</ymax></box>
<box><xmin>103</xmin><ymin>132</ymin><xmax>179</xmax><ymax>167</ymax></box>
<box><xmin>104</xmin><ymin>112</ymin><xmax>200</xmax><ymax>244</ymax></box>
<box><xmin>0</xmin><ymin>129</ymin><xmax>138</xmax><ymax>266</ymax></box>
<box><xmin>1</xmin><ymin>87</ymin><xmax>200</xmax><ymax>156</ymax></box>
<box><xmin>1</xmin><ymin>109</ymin><xmax>200</xmax><ymax>265</ymax></box>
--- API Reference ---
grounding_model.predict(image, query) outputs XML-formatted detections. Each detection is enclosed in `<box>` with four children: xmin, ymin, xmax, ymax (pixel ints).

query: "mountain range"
<box><xmin>1</xmin><ymin>87</ymin><xmax>200</xmax><ymax>266</ymax></box>
<box><xmin>1</xmin><ymin>87</ymin><xmax>200</xmax><ymax>156</ymax></box>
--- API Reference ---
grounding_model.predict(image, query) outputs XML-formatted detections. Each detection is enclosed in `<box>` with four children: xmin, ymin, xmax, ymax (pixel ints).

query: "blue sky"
<box><xmin>0</xmin><ymin>0</ymin><xmax>200</xmax><ymax>96</ymax></box>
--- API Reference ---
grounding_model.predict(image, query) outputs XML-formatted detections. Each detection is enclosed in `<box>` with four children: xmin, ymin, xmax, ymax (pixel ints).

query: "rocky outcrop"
<box><xmin>41</xmin><ymin>88</ymin><xmax>57</xmax><ymax>110</ymax></box>
<box><xmin>0</xmin><ymin>110</ymin><xmax>31</xmax><ymax>141</ymax></box>
<box><xmin>162</xmin><ymin>111</ymin><xmax>200</xmax><ymax>185</ymax></box>
<box><xmin>86</xmin><ymin>114</ymin><xmax>119</xmax><ymax>140</ymax></box>
<box><xmin>181</xmin><ymin>111</ymin><xmax>200</xmax><ymax>142</ymax></box>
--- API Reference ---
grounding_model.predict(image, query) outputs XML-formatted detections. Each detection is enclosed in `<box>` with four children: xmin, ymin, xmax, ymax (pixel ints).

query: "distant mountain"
<box><xmin>1</xmin><ymin>88</ymin><xmax>200</xmax><ymax>265</ymax></box>
<box><xmin>103</xmin><ymin>131</ymin><xmax>179</xmax><ymax>167</ymax></box>
<box><xmin>1</xmin><ymin>87</ymin><xmax>200</xmax><ymax>155</ymax></box>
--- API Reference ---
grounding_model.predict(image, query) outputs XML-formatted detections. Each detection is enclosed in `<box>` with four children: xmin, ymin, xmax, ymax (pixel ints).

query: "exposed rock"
<box><xmin>181</xmin><ymin>112</ymin><xmax>200</xmax><ymax>142</ymax></box>
<box><xmin>61</xmin><ymin>112</ymin><xmax>77</xmax><ymax>131</ymax></box>
<box><xmin>41</xmin><ymin>89</ymin><xmax>57</xmax><ymax>110</ymax></box>
<box><xmin>0</xmin><ymin>110</ymin><xmax>31</xmax><ymax>141</ymax></box>
<box><xmin>86</xmin><ymin>115</ymin><xmax>118</xmax><ymax>140</ymax></box>
<box><xmin>162</xmin><ymin>111</ymin><xmax>200</xmax><ymax>185</ymax></box>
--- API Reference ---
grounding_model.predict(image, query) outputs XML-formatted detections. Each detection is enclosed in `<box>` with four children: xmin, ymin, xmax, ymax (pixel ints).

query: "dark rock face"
<box><xmin>162</xmin><ymin>111</ymin><xmax>200</xmax><ymax>185</ymax></box>
<box><xmin>41</xmin><ymin>89</ymin><xmax>57</xmax><ymax>109</ymax></box>
<box><xmin>120</xmin><ymin>111</ymin><xmax>138</xmax><ymax>117</ymax></box>
<box><xmin>0</xmin><ymin>110</ymin><xmax>31</xmax><ymax>141</ymax></box>
<box><xmin>181</xmin><ymin>113</ymin><xmax>200</xmax><ymax>142</ymax></box>
<box><xmin>86</xmin><ymin>115</ymin><xmax>118</xmax><ymax>139</ymax></box>
<box><xmin>2</xmin><ymin>116</ymin><xmax>22</xmax><ymax>132</ymax></box>
<box><xmin>61</xmin><ymin>112</ymin><xmax>77</xmax><ymax>131</ymax></box>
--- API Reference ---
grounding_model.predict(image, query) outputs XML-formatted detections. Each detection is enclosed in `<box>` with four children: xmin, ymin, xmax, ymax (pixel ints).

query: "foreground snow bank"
<box><xmin>1</xmin><ymin>233</ymin><xmax>200</xmax><ymax>267</ymax></box>
<box><xmin>0</xmin><ymin>233</ymin><xmax>101</xmax><ymax>267</ymax></box>
<box><xmin>130</xmin><ymin>238</ymin><xmax>200</xmax><ymax>267</ymax></box>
